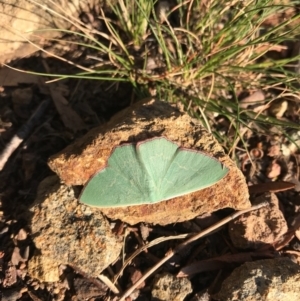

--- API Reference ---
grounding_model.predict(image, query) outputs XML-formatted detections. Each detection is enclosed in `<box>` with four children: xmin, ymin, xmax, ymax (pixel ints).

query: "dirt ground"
<box><xmin>1</xmin><ymin>2</ymin><xmax>300</xmax><ymax>301</ymax></box>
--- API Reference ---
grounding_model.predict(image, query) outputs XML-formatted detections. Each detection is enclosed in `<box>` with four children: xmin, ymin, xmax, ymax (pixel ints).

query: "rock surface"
<box><xmin>49</xmin><ymin>99</ymin><xmax>251</xmax><ymax>225</ymax></box>
<box><xmin>151</xmin><ymin>272</ymin><xmax>192</xmax><ymax>301</ymax></box>
<box><xmin>215</xmin><ymin>258</ymin><xmax>300</xmax><ymax>301</ymax></box>
<box><xmin>228</xmin><ymin>193</ymin><xmax>288</xmax><ymax>249</ymax></box>
<box><xmin>0</xmin><ymin>0</ymin><xmax>110</xmax><ymax>64</ymax></box>
<box><xmin>27</xmin><ymin>176</ymin><xmax>122</xmax><ymax>282</ymax></box>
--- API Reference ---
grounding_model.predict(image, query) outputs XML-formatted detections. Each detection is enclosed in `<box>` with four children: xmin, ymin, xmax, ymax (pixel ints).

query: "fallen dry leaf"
<box><xmin>73</xmin><ymin>277</ymin><xmax>108</xmax><ymax>300</ymax></box>
<box><xmin>49</xmin><ymin>84</ymin><xmax>87</xmax><ymax>132</ymax></box>
<box><xmin>11</xmin><ymin>246</ymin><xmax>29</xmax><ymax>266</ymax></box>
<box><xmin>268</xmin><ymin>144</ymin><xmax>281</xmax><ymax>157</ymax></box>
<box><xmin>248</xmin><ymin>181</ymin><xmax>295</xmax><ymax>194</ymax></box>
<box><xmin>27</xmin><ymin>290</ymin><xmax>43</xmax><ymax>301</ymax></box>
<box><xmin>267</xmin><ymin>160</ymin><xmax>281</xmax><ymax>178</ymax></box>
<box><xmin>239</xmin><ymin>90</ymin><xmax>265</xmax><ymax>109</ymax></box>
<box><xmin>0</xmin><ymin>67</ymin><xmax>41</xmax><ymax>87</ymax></box>
<box><xmin>268</xmin><ymin>100</ymin><xmax>288</xmax><ymax>118</ymax></box>
<box><xmin>128</xmin><ymin>267</ymin><xmax>145</xmax><ymax>289</ymax></box>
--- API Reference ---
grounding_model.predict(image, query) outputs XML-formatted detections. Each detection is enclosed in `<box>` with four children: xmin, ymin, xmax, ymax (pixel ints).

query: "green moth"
<box><xmin>80</xmin><ymin>137</ymin><xmax>229</xmax><ymax>208</ymax></box>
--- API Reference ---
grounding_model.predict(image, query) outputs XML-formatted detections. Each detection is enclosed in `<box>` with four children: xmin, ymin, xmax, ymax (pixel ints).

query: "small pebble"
<box><xmin>56</xmin><ymin>292</ymin><xmax>65</xmax><ymax>301</ymax></box>
<box><xmin>6</xmin><ymin>220</ymin><xmax>17</xmax><ymax>225</ymax></box>
<box><xmin>16</xmin><ymin>228</ymin><xmax>27</xmax><ymax>241</ymax></box>
<box><xmin>33</xmin><ymin>284</ymin><xmax>39</xmax><ymax>290</ymax></box>
<box><xmin>17</xmin><ymin>268</ymin><xmax>26</xmax><ymax>280</ymax></box>
<box><xmin>26</xmin><ymin>279</ymin><xmax>33</xmax><ymax>284</ymax></box>
<box><xmin>59</xmin><ymin>264</ymin><xmax>67</xmax><ymax>276</ymax></box>
<box><xmin>62</xmin><ymin>278</ymin><xmax>70</xmax><ymax>290</ymax></box>
<box><xmin>0</xmin><ymin>226</ymin><xmax>9</xmax><ymax>236</ymax></box>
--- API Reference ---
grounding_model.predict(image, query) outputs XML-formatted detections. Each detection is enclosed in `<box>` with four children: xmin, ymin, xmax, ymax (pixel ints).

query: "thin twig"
<box><xmin>113</xmin><ymin>233</ymin><xmax>189</xmax><ymax>283</ymax></box>
<box><xmin>0</xmin><ymin>99</ymin><xmax>51</xmax><ymax>171</ymax></box>
<box><xmin>119</xmin><ymin>201</ymin><xmax>268</xmax><ymax>300</ymax></box>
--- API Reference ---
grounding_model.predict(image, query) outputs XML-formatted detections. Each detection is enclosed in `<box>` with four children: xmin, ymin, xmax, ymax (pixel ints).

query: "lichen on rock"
<box><xmin>27</xmin><ymin>176</ymin><xmax>122</xmax><ymax>282</ymax></box>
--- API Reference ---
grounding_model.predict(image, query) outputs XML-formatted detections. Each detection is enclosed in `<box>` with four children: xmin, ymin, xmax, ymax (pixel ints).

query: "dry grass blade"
<box><xmin>118</xmin><ymin>0</ymin><xmax>133</xmax><ymax>32</ymax></box>
<box><xmin>98</xmin><ymin>274</ymin><xmax>120</xmax><ymax>295</ymax></box>
<box><xmin>6</xmin><ymin>1</ymin><xmax>300</xmax><ymax>150</ymax></box>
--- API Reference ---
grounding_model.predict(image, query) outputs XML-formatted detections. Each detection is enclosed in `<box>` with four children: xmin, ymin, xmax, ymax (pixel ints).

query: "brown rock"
<box><xmin>49</xmin><ymin>99</ymin><xmax>250</xmax><ymax>225</ymax></box>
<box><xmin>0</xmin><ymin>1</ymin><xmax>60</xmax><ymax>65</ymax></box>
<box><xmin>27</xmin><ymin>176</ymin><xmax>122</xmax><ymax>282</ymax></box>
<box><xmin>3</xmin><ymin>262</ymin><xmax>17</xmax><ymax>288</ymax></box>
<box><xmin>229</xmin><ymin>193</ymin><xmax>288</xmax><ymax>249</ymax></box>
<box><xmin>27</xmin><ymin>254</ymin><xmax>60</xmax><ymax>283</ymax></box>
<box><xmin>0</xmin><ymin>1</ymin><xmax>111</xmax><ymax>65</ymax></box>
<box><xmin>151</xmin><ymin>272</ymin><xmax>192</xmax><ymax>301</ymax></box>
<box><xmin>215</xmin><ymin>258</ymin><xmax>300</xmax><ymax>301</ymax></box>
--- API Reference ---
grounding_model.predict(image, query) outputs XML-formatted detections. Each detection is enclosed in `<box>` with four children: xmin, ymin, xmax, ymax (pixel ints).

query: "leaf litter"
<box><xmin>0</xmin><ymin>2</ymin><xmax>300</xmax><ymax>301</ymax></box>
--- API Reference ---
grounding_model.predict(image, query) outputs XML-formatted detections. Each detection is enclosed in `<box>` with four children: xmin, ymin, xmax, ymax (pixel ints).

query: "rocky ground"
<box><xmin>0</xmin><ymin>1</ymin><xmax>300</xmax><ymax>301</ymax></box>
